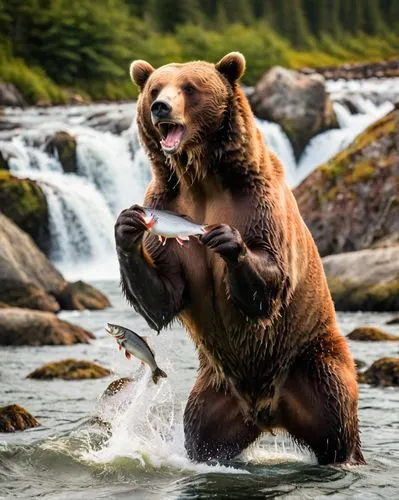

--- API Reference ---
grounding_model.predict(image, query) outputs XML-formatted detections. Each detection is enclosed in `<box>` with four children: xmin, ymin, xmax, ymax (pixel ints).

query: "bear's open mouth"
<box><xmin>158</xmin><ymin>122</ymin><xmax>185</xmax><ymax>154</ymax></box>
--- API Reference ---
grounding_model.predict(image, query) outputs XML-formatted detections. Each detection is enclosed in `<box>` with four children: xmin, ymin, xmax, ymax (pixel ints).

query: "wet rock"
<box><xmin>347</xmin><ymin>326</ymin><xmax>398</xmax><ymax>342</ymax></box>
<box><xmin>354</xmin><ymin>359</ymin><xmax>367</xmax><ymax>370</ymax></box>
<box><xmin>27</xmin><ymin>359</ymin><xmax>110</xmax><ymax>380</ymax></box>
<box><xmin>0</xmin><ymin>171</ymin><xmax>50</xmax><ymax>253</ymax></box>
<box><xmin>0</xmin><ymin>404</ymin><xmax>40</xmax><ymax>432</ymax></box>
<box><xmin>45</xmin><ymin>131</ymin><xmax>77</xmax><ymax>174</ymax></box>
<box><xmin>84</xmin><ymin>109</ymin><xmax>132</xmax><ymax>134</ymax></box>
<box><xmin>323</xmin><ymin>247</ymin><xmax>399</xmax><ymax>311</ymax></box>
<box><xmin>387</xmin><ymin>316</ymin><xmax>399</xmax><ymax>325</ymax></box>
<box><xmin>250</xmin><ymin>66</ymin><xmax>338</xmax><ymax>159</ymax></box>
<box><xmin>295</xmin><ymin>109</ymin><xmax>399</xmax><ymax>257</ymax></box>
<box><xmin>101</xmin><ymin>377</ymin><xmax>133</xmax><ymax>398</ymax></box>
<box><xmin>0</xmin><ymin>308</ymin><xmax>94</xmax><ymax>346</ymax></box>
<box><xmin>0</xmin><ymin>213</ymin><xmax>61</xmax><ymax>311</ymax></box>
<box><xmin>358</xmin><ymin>357</ymin><xmax>399</xmax><ymax>386</ymax></box>
<box><xmin>0</xmin><ymin>213</ymin><xmax>111</xmax><ymax>312</ymax></box>
<box><xmin>58</xmin><ymin>280</ymin><xmax>110</xmax><ymax>311</ymax></box>
<box><xmin>0</xmin><ymin>83</ymin><xmax>26</xmax><ymax>107</ymax></box>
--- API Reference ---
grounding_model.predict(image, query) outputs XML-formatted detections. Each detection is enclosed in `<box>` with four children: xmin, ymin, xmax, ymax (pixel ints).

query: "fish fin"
<box><xmin>179</xmin><ymin>235</ymin><xmax>190</xmax><ymax>241</ymax></box>
<box><xmin>117</xmin><ymin>342</ymin><xmax>122</xmax><ymax>351</ymax></box>
<box><xmin>176</xmin><ymin>237</ymin><xmax>185</xmax><ymax>247</ymax></box>
<box><xmin>158</xmin><ymin>235</ymin><xmax>167</xmax><ymax>245</ymax></box>
<box><xmin>145</xmin><ymin>215</ymin><xmax>157</xmax><ymax>230</ymax></box>
<box><xmin>152</xmin><ymin>367</ymin><xmax>167</xmax><ymax>384</ymax></box>
<box><xmin>125</xmin><ymin>350</ymin><xmax>132</xmax><ymax>360</ymax></box>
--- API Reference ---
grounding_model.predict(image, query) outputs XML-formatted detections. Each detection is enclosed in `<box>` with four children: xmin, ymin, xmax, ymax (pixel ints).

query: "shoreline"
<box><xmin>300</xmin><ymin>58</ymin><xmax>399</xmax><ymax>81</ymax></box>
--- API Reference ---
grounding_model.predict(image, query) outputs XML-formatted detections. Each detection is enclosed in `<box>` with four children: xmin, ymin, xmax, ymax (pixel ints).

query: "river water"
<box><xmin>1</xmin><ymin>78</ymin><xmax>399</xmax><ymax>498</ymax></box>
<box><xmin>1</xmin><ymin>281</ymin><xmax>399</xmax><ymax>499</ymax></box>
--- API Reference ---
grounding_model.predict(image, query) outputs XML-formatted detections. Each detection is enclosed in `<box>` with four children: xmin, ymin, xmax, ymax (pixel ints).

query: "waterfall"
<box><xmin>0</xmin><ymin>80</ymin><xmax>396</xmax><ymax>279</ymax></box>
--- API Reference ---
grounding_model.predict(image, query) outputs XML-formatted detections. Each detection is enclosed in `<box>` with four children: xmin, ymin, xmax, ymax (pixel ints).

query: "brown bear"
<box><xmin>115</xmin><ymin>52</ymin><xmax>365</xmax><ymax>465</ymax></box>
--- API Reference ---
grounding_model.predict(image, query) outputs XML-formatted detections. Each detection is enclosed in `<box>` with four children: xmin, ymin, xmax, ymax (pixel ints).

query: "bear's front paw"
<box><xmin>115</xmin><ymin>205</ymin><xmax>147</xmax><ymax>253</ymax></box>
<box><xmin>200</xmin><ymin>224</ymin><xmax>246</xmax><ymax>263</ymax></box>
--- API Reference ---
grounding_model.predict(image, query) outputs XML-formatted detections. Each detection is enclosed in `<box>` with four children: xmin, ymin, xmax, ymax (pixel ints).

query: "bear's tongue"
<box><xmin>160</xmin><ymin>124</ymin><xmax>184</xmax><ymax>150</ymax></box>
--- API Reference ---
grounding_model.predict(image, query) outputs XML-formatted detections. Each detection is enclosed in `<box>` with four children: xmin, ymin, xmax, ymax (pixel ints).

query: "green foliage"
<box><xmin>0</xmin><ymin>57</ymin><xmax>66</xmax><ymax>104</ymax></box>
<box><xmin>175</xmin><ymin>23</ymin><xmax>289</xmax><ymax>85</ymax></box>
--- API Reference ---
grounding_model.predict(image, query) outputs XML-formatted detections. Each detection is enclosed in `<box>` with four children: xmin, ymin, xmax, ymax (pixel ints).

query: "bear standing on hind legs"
<box><xmin>115</xmin><ymin>52</ymin><xmax>365</xmax><ymax>465</ymax></box>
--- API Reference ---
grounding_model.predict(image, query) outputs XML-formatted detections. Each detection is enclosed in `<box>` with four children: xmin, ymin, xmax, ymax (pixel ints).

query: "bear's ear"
<box><xmin>215</xmin><ymin>52</ymin><xmax>246</xmax><ymax>84</ymax></box>
<box><xmin>130</xmin><ymin>60</ymin><xmax>155</xmax><ymax>90</ymax></box>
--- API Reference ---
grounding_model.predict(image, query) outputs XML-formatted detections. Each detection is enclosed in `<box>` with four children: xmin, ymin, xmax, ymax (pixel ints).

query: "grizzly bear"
<box><xmin>115</xmin><ymin>52</ymin><xmax>365</xmax><ymax>465</ymax></box>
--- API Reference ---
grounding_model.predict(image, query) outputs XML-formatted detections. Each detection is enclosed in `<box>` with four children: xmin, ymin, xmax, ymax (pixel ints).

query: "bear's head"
<box><xmin>130</xmin><ymin>53</ymin><xmax>246</xmax><ymax>174</ymax></box>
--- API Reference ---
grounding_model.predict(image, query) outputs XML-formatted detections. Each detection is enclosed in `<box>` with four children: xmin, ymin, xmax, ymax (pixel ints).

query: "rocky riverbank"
<box><xmin>300</xmin><ymin>59</ymin><xmax>399</xmax><ymax>81</ymax></box>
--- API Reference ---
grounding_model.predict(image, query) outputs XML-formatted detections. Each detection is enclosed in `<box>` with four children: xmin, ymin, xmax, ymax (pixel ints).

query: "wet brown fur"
<box><xmin>118</xmin><ymin>53</ymin><xmax>364</xmax><ymax>465</ymax></box>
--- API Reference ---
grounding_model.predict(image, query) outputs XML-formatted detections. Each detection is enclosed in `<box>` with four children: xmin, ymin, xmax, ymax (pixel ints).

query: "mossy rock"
<box><xmin>327</xmin><ymin>276</ymin><xmax>399</xmax><ymax>312</ymax></box>
<box><xmin>27</xmin><ymin>359</ymin><xmax>110</xmax><ymax>380</ymax></box>
<box><xmin>358</xmin><ymin>357</ymin><xmax>399</xmax><ymax>386</ymax></box>
<box><xmin>0</xmin><ymin>171</ymin><xmax>50</xmax><ymax>253</ymax></box>
<box><xmin>347</xmin><ymin>326</ymin><xmax>399</xmax><ymax>341</ymax></box>
<box><xmin>45</xmin><ymin>131</ymin><xmax>77</xmax><ymax>174</ymax></box>
<box><xmin>294</xmin><ymin>109</ymin><xmax>399</xmax><ymax>256</ymax></box>
<box><xmin>101</xmin><ymin>377</ymin><xmax>133</xmax><ymax>398</ymax></box>
<box><xmin>58</xmin><ymin>280</ymin><xmax>111</xmax><ymax>311</ymax></box>
<box><xmin>0</xmin><ymin>404</ymin><xmax>40</xmax><ymax>432</ymax></box>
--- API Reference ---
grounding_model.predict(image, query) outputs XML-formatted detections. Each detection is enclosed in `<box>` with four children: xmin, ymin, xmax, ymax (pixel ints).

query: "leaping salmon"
<box><xmin>105</xmin><ymin>323</ymin><xmax>167</xmax><ymax>384</ymax></box>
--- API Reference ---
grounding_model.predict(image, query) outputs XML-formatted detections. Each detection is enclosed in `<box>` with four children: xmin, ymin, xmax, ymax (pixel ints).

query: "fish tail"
<box><xmin>152</xmin><ymin>367</ymin><xmax>167</xmax><ymax>384</ymax></box>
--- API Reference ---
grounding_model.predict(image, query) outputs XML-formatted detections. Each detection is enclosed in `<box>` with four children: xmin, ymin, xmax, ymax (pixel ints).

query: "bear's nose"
<box><xmin>151</xmin><ymin>100</ymin><xmax>172</xmax><ymax>119</ymax></box>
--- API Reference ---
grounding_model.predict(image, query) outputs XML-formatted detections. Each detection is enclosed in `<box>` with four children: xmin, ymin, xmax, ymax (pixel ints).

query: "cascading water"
<box><xmin>0</xmin><ymin>80</ymin><xmax>396</xmax><ymax>279</ymax></box>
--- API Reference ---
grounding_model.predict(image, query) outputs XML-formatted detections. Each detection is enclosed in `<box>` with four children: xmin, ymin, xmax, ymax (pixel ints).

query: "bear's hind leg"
<box><xmin>279</xmin><ymin>333</ymin><xmax>365</xmax><ymax>465</ymax></box>
<box><xmin>184</xmin><ymin>377</ymin><xmax>261</xmax><ymax>462</ymax></box>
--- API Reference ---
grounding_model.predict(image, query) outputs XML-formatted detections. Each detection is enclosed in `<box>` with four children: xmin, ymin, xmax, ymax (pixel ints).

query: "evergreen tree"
<box><xmin>363</xmin><ymin>0</ymin><xmax>386</xmax><ymax>34</ymax></box>
<box><xmin>147</xmin><ymin>0</ymin><xmax>202</xmax><ymax>32</ymax></box>
<box><xmin>275</xmin><ymin>0</ymin><xmax>310</xmax><ymax>47</ymax></box>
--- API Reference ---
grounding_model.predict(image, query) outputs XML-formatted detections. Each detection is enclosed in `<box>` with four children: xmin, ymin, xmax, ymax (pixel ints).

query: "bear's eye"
<box><xmin>150</xmin><ymin>88</ymin><xmax>159</xmax><ymax>99</ymax></box>
<box><xmin>182</xmin><ymin>84</ymin><xmax>196</xmax><ymax>95</ymax></box>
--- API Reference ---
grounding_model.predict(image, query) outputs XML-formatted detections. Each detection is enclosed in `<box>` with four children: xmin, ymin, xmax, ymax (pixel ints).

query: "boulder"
<box><xmin>0</xmin><ymin>83</ymin><xmax>26</xmax><ymax>107</ymax></box>
<box><xmin>347</xmin><ymin>326</ymin><xmax>398</xmax><ymax>341</ymax></box>
<box><xmin>27</xmin><ymin>359</ymin><xmax>110</xmax><ymax>380</ymax></box>
<box><xmin>0</xmin><ymin>404</ymin><xmax>40</xmax><ymax>432</ymax></box>
<box><xmin>0</xmin><ymin>213</ymin><xmax>110</xmax><ymax>312</ymax></box>
<box><xmin>45</xmin><ymin>131</ymin><xmax>77</xmax><ymax>174</ymax></box>
<box><xmin>323</xmin><ymin>246</ymin><xmax>399</xmax><ymax>311</ymax></box>
<box><xmin>58</xmin><ymin>280</ymin><xmax>110</xmax><ymax>311</ymax></box>
<box><xmin>250</xmin><ymin>66</ymin><xmax>338</xmax><ymax>159</ymax></box>
<box><xmin>0</xmin><ymin>212</ymin><xmax>62</xmax><ymax>311</ymax></box>
<box><xmin>0</xmin><ymin>308</ymin><xmax>94</xmax><ymax>345</ymax></box>
<box><xmin>358</xmin><ymin>357</ymin><xmax>399</xmax><ymax>386</ymax></box>
<box><xmin>0</xmin><ymin>171</ymin><xmax>50</xmax><ymax>253</ymax></box>
<box><xmin>295</xmin><ymin>110</ymin><xmax>399</xmax><ymax>256</ymax></box>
